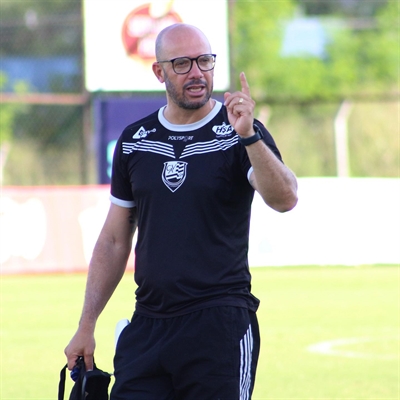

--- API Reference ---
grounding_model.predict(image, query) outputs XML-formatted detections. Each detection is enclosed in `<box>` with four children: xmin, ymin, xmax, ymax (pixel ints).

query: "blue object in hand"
<box><xmin>70</xmin><ymin>366</ymin><xmax>80</xmax><ymax>382</ymax></box>
<box><xmin>70</xmin><ymin>356</ymin><xmax>83</xmax><ymax>381</ymax></box>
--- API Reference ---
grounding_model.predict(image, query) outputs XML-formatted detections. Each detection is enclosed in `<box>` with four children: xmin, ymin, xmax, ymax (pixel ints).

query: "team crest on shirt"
<box><xmin>162</xmin><ymin>161</ymin><xmax>188</xmax><ymax>192</ymax></box>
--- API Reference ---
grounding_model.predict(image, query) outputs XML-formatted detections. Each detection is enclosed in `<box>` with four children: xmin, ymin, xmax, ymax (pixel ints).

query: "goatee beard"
<box><xmin>166</xmin><ymin>79</ymin><xmax>213</xmax><ymax>110</ymax></box>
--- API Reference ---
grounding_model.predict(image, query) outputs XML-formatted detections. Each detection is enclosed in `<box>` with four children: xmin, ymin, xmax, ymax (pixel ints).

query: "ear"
<box><xmin>152</xmin><ymin>62</ymin><xmax>165</xmax><ymax>83</ymax></box>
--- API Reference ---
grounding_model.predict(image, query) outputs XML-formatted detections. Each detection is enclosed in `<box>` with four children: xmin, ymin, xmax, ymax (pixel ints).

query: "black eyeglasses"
<box><xmin>157</xmin><ymin>54</ymin><xmax>216</xmax><ymax>74</ymax></box>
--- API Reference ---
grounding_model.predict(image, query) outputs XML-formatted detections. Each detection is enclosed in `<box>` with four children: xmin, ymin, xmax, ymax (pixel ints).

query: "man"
<box><xmin>65</xmin><ymin>23</ymin><xmax>297</xmax><ymax>399</ymax></box>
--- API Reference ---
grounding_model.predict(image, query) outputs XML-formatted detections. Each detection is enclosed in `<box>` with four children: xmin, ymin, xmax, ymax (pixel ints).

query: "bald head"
<box><xmin>155</xmin><ymin>24</ymin><xmax>212</xmax><ymax>61</ymax></box>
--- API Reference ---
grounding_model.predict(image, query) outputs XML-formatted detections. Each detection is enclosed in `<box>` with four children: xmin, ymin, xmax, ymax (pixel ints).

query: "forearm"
<box><xmin>65</xmin><ymin>204</ymin><xmax>136</xmax><ymax>370</ymax></box>
<box><xmin>78</xmin><ymin>235</ymin><xmax>132</xmax><ymax>331</ymax></box>
<box><xmin>247</xmin><ymin>140</ymin><xmax>298</xmax><ymax>212</ymax></box>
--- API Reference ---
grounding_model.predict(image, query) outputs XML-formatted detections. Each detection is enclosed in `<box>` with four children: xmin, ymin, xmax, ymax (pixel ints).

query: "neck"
<box><xmin>163</xmin><ymin>99</ymin><xmax>215</xmax><ymax>125</ymax></box>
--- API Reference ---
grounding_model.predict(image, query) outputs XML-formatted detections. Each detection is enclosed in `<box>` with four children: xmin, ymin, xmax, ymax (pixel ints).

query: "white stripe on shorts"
<box><xmin>239</xmin><ymin>324</ymin><xmax>253</xmax><ymax>400</ymax></box>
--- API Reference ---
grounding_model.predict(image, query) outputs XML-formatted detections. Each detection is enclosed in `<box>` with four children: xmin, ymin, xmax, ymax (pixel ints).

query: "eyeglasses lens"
<box><xmin>173</xmin><ymin>55</ymin><xmax>215</xmax><ymax>74</ymax></box>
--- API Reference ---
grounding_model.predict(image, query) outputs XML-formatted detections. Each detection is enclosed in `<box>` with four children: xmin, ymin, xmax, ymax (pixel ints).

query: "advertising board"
<box><xmin>83</xmin><ymin>0</ymin><xmax>230</xmax><ymax>92</ymax></box>
<box><xmin>2</xmin><ymin>179</ymin><xmax>399</xmax><ymax>274</ymax></box>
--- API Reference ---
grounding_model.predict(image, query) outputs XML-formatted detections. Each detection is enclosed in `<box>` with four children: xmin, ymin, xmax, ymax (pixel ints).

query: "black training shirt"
<box><xmin>110</xmin><ymin>101</ymin><xmax>282</xmax><ymax>317</ymax></box>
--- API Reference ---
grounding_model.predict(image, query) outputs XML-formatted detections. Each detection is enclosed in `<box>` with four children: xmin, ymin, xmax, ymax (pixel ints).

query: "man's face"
<box><xmin>163</xmin><ymin>62</ymin><xmax>214</xmax><ymax>110</ymax></box>
<box><xmin>154</xmin><ymin>28</ymin><xmax>214</xmax><ymax>110</ymax></box>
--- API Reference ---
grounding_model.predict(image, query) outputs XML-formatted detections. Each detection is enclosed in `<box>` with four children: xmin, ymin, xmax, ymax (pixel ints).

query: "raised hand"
<box><xmin>223</xmin><ymin>72</ymin><xmax>256</xmax><ymax>138</ymax></box>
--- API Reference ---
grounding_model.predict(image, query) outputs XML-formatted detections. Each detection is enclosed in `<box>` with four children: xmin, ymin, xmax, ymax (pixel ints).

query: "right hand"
<box><xmin>64</xmin><ymin>327</ymin><xmax>96</xmax><ymax>371</ymax></box>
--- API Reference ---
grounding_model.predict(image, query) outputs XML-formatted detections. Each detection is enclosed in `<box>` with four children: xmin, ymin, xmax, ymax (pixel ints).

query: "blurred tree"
<box><xmin>0</xmin><ymin>0</ymin><xmax>82</xmax><ymax>56</ymax></box>
<box><xmin>326</xmin><ymin>0</ymin><xmax>398</xmax><ymax>99</ymax></box>
<box><xmin>0</xmin><ymin>0</ymin><xmax>86</xmax><ymax>185</ymax></box>
<box><xmin>0</xmin><ymin>72</ymin><xmax>30</xmax><ymax>182</ymax></box>
<box><xmin>230</xmin><ymin>0</ymin><xmax>296</xmax><ymax>99</ymax></box>
<box><xmin>231</xmin><ymin>0</ymin><xmax>397</xmax><ymax>102</ymax></box>
<box><xmin>231</xmin><ymin>0</ymin><xmax>398</xmax><ymax>177</ymax></box>
<box><xmin>297</xmin><ymin>0</ymin><xmax>389</xmax><ymax>17</ymax></box>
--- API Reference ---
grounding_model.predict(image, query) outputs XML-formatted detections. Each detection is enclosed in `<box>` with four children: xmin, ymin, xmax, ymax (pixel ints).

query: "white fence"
<box><xmin>1</xmin><ymin>178</ymin><xmax>399</xmax><ymax>274</ymax></box>
<box><xmin>249</xmin><ymin>178</ymin><xmax>400</xmax><ymax>266</ymax></box>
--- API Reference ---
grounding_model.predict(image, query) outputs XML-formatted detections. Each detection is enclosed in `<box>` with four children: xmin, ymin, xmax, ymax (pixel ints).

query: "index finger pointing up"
<box><xmin>240</xmin><ymin>72</ymin><xmax>251</xmax><ymax>97</ymax></box>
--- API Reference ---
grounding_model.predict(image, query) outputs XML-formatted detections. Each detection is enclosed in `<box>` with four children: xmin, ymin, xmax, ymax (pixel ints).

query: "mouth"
<box><xmin>187</xmin><ymin>86</ymin><xmax>204</xmax><ymax>93</ymax></box>
<box><xmin>184</xmin><ymin>81</ymin><xmax>207</xmax><ymax>96</ymax></box>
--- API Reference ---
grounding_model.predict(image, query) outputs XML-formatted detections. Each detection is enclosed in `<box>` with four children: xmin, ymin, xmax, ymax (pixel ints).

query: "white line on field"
<box><xmin>307</xmin><ymin>336</ymin><xmax>399</xmax><ymax>360</ymax></box>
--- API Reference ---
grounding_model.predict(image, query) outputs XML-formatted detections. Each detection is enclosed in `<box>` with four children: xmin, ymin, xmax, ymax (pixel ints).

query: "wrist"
<box><xmin>238</xmin><ymin>124</ymin><xmax>264</xmax><ymax>146</ymax></box>
<box><xmin>79</xmin><ymin>316</ymin><xmax>97</xmax><ymax>331</ymax></box>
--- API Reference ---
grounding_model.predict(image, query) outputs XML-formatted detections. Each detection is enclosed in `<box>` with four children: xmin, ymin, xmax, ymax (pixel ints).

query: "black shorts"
<box><xmin>111</xmin><ymin>306</ymin><xmax>260</xmax><ymax>400</ymax></box>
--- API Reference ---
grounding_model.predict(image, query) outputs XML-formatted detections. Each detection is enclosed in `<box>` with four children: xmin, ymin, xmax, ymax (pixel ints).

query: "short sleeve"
<box><xmin>110</xmin><ymin>135</ymin><xmax>136</xmax><ymax>208</ymax></box>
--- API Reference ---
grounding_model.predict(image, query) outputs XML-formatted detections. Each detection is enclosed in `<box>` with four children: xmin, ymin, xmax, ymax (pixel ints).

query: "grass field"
<box><xmin>0</xmin><ymin>266</ymin><xmax>399</xmax><ymax>399</ymax></box>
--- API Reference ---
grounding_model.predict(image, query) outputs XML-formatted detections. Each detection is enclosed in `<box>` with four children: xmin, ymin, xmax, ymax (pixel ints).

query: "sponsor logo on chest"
<box><xmin>132</xmin><ymin>126</ymin><xmax>156</xmax><ymax>139</ymax></box>
<box><xmin>212</xmin><ymin>122</ymin><xmax>234</xmax><ymax>137</ymax></box>
<box><xmin>168</xmin><ymin>136</ymin><xmax>194</xmax><ymax>142</ymax></box>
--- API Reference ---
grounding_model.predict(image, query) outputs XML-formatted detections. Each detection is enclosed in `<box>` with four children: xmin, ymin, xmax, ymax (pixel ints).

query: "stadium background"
<box><xmin>0</xmin><ymin>0</ymin><xmax>399</xmax><ymax>398</ymax></box>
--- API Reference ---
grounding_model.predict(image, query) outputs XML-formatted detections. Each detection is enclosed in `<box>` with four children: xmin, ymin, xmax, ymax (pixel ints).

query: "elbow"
<box><xmin>266</xmin><ymin>190</ymin><xmax>298</xmax><ymax>213</ymax></box>
<box><xmin>279</xmin><ymin>195</ymin><xmax>298</xmax><ymax>213</ymax></box>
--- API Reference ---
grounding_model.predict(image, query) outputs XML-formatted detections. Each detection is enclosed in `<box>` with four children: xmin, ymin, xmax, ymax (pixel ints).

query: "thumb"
<box><xmin>223</xmin><ymin>92</ymin><xmax>231</xmax><ymax>103</ymax></box>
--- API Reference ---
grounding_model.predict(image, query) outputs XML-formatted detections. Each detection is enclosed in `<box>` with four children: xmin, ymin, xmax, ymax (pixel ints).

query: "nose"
<box><xmin>188</xmin><ymin>60</ymin><xmax>204</xmax><ymax>79</ymax></box>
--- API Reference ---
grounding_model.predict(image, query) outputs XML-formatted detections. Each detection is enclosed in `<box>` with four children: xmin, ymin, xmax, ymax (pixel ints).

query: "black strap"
<box><xmin>58</xmin><ymin>364</ymin><xmax>68</xmax><ymax>400</ymax></box>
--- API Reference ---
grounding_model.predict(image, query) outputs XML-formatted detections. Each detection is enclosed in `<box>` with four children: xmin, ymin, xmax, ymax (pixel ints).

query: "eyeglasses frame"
<box><xmin>157</xmin><ymin>53</ymin><xmax>217</xmax><ymax>75</ymax></box>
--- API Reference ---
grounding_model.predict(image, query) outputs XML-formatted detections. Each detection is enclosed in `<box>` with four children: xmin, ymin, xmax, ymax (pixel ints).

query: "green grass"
<box><xmin>0</xmin><ymin>266</ymin><xmax>399</xmax><ymax>399</ymax></box>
